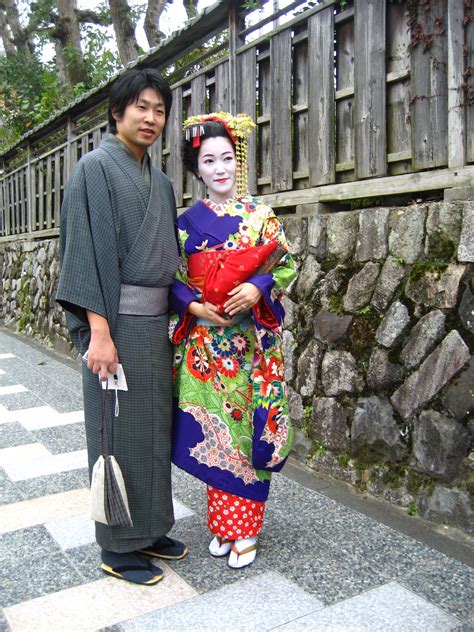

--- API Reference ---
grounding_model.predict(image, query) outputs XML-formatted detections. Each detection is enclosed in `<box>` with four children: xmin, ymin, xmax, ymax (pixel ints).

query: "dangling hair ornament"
<box><xmin>183</xmin><ymin>111</ymin><xmax>256</xmax><ymax>197</ymax></box>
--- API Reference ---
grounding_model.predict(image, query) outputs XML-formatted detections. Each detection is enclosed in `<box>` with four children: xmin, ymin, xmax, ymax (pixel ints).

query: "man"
<box><xmin>56</xmin><ymin>68</ymin><xmax>186</xmax><ymax>585</ymax></box>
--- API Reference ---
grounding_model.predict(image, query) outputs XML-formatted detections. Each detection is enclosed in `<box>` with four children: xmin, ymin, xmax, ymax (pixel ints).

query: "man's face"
<box><xmin>114</xmin><ymin>87</ymin><xmax>166</xmax><ymax>159</ymax></box>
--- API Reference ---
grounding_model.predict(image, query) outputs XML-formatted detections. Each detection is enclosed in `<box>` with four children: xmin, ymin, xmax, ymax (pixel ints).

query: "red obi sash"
<box><xmin>188</xmin><ymin>240</ymin><xmax>281</xmax><ymax>313</ymax></box>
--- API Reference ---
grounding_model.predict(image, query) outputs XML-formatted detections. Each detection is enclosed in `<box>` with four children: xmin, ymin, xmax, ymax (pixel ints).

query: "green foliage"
<box><xmin>409</xmin><ymin>261</ymin><xmax>449</xmax><ymax>284</ymax></box>
<box><xmin>407</xmin><ymin>502</ymin><xmax>418</xmax><ymax>516</ymax></box>
<box><xmin>81</xmin><ymin>25</ymin><xmax>122</xmax><ymax>86</ymax></box>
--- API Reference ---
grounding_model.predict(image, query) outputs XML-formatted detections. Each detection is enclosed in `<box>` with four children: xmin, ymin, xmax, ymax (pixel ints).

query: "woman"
<box><xmin>169</xmin><ymin>112</ymin><xmax>296</xmax><ymax>569</ymax></box>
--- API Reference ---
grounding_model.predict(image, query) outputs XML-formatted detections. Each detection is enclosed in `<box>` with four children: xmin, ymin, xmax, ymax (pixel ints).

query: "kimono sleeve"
<box><xmin>56</xmin><ymin>162</ymin><xmax>108</xmax><ymax>354</ymax></box>
<box><xmin>248</xmin><ymin>207</ymin><xmax>296</xmax><ymax>329</ymax></box>
<box><xmin>169</xmin><ymin>225</ymin><xmax>200</xmax><ymax>344</ymax></box>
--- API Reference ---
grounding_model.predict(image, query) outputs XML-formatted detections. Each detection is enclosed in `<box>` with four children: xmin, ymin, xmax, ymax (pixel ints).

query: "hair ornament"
<box><xmin>183</xmin><ymin>111</ymin><xmax>256</xmax><ymax>197</ymax></box>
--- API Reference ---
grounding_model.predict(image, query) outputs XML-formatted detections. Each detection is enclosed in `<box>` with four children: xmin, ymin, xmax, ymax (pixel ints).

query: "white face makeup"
<box><xmin>197</xmin><ymin>136</ymin><xmax>237</xmax><ymax>204</ymax></box>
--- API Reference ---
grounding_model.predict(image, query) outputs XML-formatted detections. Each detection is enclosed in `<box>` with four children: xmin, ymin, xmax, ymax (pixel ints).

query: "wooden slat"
<box><xmin>410</xmin><ymin>0</ymin><xmax>448</xmax><ymax>170</ymax></box>
<box><xmin>29</xmin><ymin>160</ymin><xmax>36</xmax><ymax>233</ymax></box>
<box><xmin>168</xmin><ymin>86</ymin><xmax>184</xmax><ymax>206</ymax></box>
<box><xmin>20</xmin><ymin>170</ymin><xmax>27</xmax><ymax>232</ymax></box>
<box><xmin>0</xmin><ymin>179</ymin><xmax>5</xmax><ymax>237</ymax></box>
<box><xmin>270</xmin><ymin>28</ymin><xmax>292</xmax><ymax>191</ymax></box>
<box><xmin>37</xmin><ymin>161</ymin><xmax>44</xmax><ymax>231</ymax></box>
<box><xmin>190</xmin><ymin>75</ymin><xmax>206</xmax><ymax>201</ymax></box>
<box><xmin>258</xmin><ymin>52</ymin><xmax>272</xmax><ymax>192</ymax></box>
<box><xmin>45</xmin><ymin>155</ymin><xmax>53</xmax><ymax>229</ymax></box>
<box><xmin>292</xmin><ymin>40</ymin><xmax>309</xmax><ymax>180</ymax></box>
<box><xmin>447</xmin><ymin>0</ymin><xmax>465</xmax><ymax>167</ymax></box>
<box><xmin>237</xmin><ymin>47</ymin><xmax>257</xmax><ymax>194</ymax></box>
<box><xmin>214</xmin><ymin>61</ymin><xmax>229</xmax><ymax>112</ymax></box>
<box><xmin>467</xmin><ymin>6</ymin><xmax>474</xmax><ymax>162</ymax></box>
<box><xmin>4</xmin><ymin>177</ymin><xmax>11</xmax><ymax>236</ymax></box>
<box><xmin>14</xmin><ymin>172</ymin><xmax>20</xmax><ymax>235</ymax></box>
<box><xmin>386</xmin><ymin>3</ymin><xmax>411</xmax><ymax>158</ymax></box>
<box><xmin>354</xmin><ymin>0</ymin><xmax>386</xmax><ymax>178</ymax></box>
<box><xmin>308</xmin><ymin>7</ymin><xmax>335</xmax><ymax>185</ymax></box>
<box><xmin>335</xmin><ymin>17</ymin><xmax>354</xmax><ymax>168</ymax></box>
<box><xmin>54</xmin><ymin>152</ymin><xmax>61</xmax><ymax>226</ymax></box>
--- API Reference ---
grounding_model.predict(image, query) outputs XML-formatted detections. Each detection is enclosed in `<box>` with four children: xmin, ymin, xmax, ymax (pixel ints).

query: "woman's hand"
<box><xmin>188</xmin><ymin>301</ymin><xmax>235</xmax><ymax>327</ymax></box>
<box><xmin>223</xmin><ymin>282</ymin><xmax>262</xmax><ymax>317</ymax></box>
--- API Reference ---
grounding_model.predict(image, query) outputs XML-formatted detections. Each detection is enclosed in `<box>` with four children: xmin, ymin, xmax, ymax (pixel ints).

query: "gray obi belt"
<box><xmin>118</xmin><ymin>284</ymin><xmax>168</xmax><ymax>316</ymax></box>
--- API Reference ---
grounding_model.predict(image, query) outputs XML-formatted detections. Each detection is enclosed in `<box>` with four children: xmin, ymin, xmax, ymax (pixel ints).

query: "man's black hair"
<box><xmin>182</xmin><ymin>120</ymin><xmax>235</xmax><ymax>174</ymax></box>
<box><xmin>108</xmin><ymin>68</ymin><xmax>172</xmax><ymax>133</ymax></box>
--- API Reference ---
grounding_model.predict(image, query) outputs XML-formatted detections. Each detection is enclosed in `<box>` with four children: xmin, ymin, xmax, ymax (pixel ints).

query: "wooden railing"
<box><xmin>1</xmin><ymin>0</ymin><xmax>473</xmax><ymax>240</ymax></box>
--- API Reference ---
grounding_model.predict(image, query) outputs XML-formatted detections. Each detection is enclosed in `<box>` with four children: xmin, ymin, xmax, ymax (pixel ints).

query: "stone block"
<box><xmin>444</xmin><ymin>186</ymin><xmax>474</xmax><ymax>202</ymax></box>
<box><xmin>351</xmin><ymin>396</ymin><xmax>406</xmax><ymax>462</ymax></box>
<box><xmin>367</xmin><ymin>347</ymin><xmax>404</xmax><ymax>391</ymax></box>
<box><xmin>418</xmin><ymin>486</ymin><xmax>473</xmax><ymax>534</ymax></box>
<box><xmin>315</xmin><ymin>267</ymin><xmax>345</xmax><ymax>310</ymax></box>
<box><xmin>281</xmin><ymin>295</ymin><xmax>298</xmax><ymax>330</ymax></box>
<box><xmin>295</xmin><ymin>255</ymin><xmax>323</xmax><ymax>301</ymax></box>
<box><xmin>312</xmin><ymin>397</ymin><xmax>350</xmax><ymax>451</ymax></box>
<box><xmin>283</xmin><ymin>330</ymin><xmax>297</xmax><ymax>383</ymax></box>
<box><xmin>307</xmin><ymin>214</ymin><xmax>327</xmax><ymax>258</ymax></box>
<box><xmin>325</xmin><ymin>211</ymin><xmax>358</xmax><ymax>262</ymax></box>
<box><xmin>291</xmin><ymin>428</ymin><xmax>313</xmax><ymax>461</ymax></box>
<box><xmin>399</xmin><ymin>309</ymin><xmax>445</xmax><ymax>370</ymax></box>
<box><xmin>343</xmin><ymin>262</ymin><xmax>380</xmax><ymax>312</ymax></box>
<box><xmin>457</xmin><ymin>204</ymin><xmax>474</xmax><ymax>262</ymax></box>
<box><xmin>370</xmin><ymin>256</ymin><xmax>405</xmax><ymax>312</ymax></box>
<box><xmin>280</xmin><ymin>216</ymin><xmax>307</xmax><ymax>256</ymax></box>
<box><xmin>288</xmin><ymin>387</ymin><xmax>304</xmax><ymax>426</ymax></box>
<box><xmin>355</xmin><ymin>207</ymin><xmax>390</xmax><ymax>261</ymax></box>
<box><xmin>405</xmin><ymin>263</ymin><xmax>467</xmax><ymax>309</ymax></box>
<box><xmin>321</xmin><ymin>350</ymin><xmax>363</xmax><ymax>396</ymax></box>
<box><xmin>391</xmin><ymin>330</ymin><xmax>470</xmax><ymax>419</ymax></box>
<box><xmin>412</xmin><ymin>410</ymin><xmax>469</xmax><ymax>481</ymax></box>
<box><xmin>375</xmin><ymin>301</ymin><xmax>410</xmax><ymax>348</ymax></box>
<box><xmin>313</xmin><ymin>310</ymin><xmax>352</xmax><ymax>344</ymax></box>
<box><xmin>442</xmin><ymin>357</ymin><xmax>474</xmax><ymax>422</ymax></box>
<box><xmin>296</xmin><ymin>339</ymin><xmax>322</xmax><ymax>398</ymax></box>
<box><xmin>459</xmin><ymin>282</ymin><xmax>474</xmax><ymax>334</ymax></box>
<box><xmin>388</xmin><ymin>205</ymin><xmax>426</xmax><ymax>264</ymax></box>
<box><xmin>424</xmin><ymin>202</ymin><xmax>462</xmax><ymax>258</ymax></box>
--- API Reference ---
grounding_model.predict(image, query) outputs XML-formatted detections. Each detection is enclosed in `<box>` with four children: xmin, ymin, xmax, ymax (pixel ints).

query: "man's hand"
<box><xmin>223</xmin><ymin>282</ymin><xmax>262</xmax><ymax>317</ymax></box>
<box><xmin>86</xmin><ymin>311</ymin><xmax>118</xmax><ymax>381</ymax></box>
<box><xmin>188</xmin><ymin>301</ymin><xmax>235</xmax><ymax>327</ymax></box>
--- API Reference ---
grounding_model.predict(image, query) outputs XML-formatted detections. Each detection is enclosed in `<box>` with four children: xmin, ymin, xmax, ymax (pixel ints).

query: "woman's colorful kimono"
<box><xmin>169</xmin><ymin>197</ymin><xmax>296</xmax><ymax>504</ymax></box>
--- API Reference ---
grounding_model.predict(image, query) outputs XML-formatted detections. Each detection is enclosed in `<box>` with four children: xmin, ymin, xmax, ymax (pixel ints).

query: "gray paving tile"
<box><xmin>0</xmin><ymin>422</ymin><xmax>34</xmax><ymax>449</ymax></box>
<box><xmin>119</xmin><ymin>571</ymin><xmax>323</xmax><ymax>632</ymax></box>
<box><xmin>0</xmin><ymin>391</ymin><xmax>44</xmax><ymax>410</ymax></box>
<box><xmin>0</xmin><ymin>468</ymin><xmax>23</xmax><ymax>505</ymax></box>
<box><xmin>1</xmin><ymin>552</ymin><xmax>84</xmax><ymax>607</ymax></box>
<box><xmin>401</xmin><ymin>558</ymin><xmax>474</xmax><ymax>622</ymax></box>
<box><xmin>172</xmin><ymin>466</ymin><xmax>207</xmax><ymax>515</ymax></box>
<box><xmin>14</xmin><ymin>467</ymin><xmax>89</xmax><ymax>499</ymax></box>
<box><xmin>274</xmin><ymin>581</ymin><xmax>460</xmax><ymax>631</ymax></box>
<box><xmin>0</xmin><ymin>525</ymin><xmax>62</xmax><ymax>568</ymax></box>
<box><xmin>66</xmin><ymin>542</ymin><xmax>103</xmax><ymax>582</ymax></box>
<box><xmin>0</xmin><ymin>611</ymin><xmax>10</xmax><ymax>632</ymax></box>
<box><xmin>31</xmin><ymin>422</ymin><xmax>86</xmax><ymax>455</ymax></box>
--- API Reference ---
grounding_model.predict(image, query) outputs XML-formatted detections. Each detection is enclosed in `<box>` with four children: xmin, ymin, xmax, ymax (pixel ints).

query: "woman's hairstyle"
<box><xmin>107</xmin><ymin>68</ymin><xmax>172</xmax><ymax>133</ymax></box>
<box><xmin>181</xmin><ymin>120</ymin><xmax>235</xmax><ymax>174</ymax></box>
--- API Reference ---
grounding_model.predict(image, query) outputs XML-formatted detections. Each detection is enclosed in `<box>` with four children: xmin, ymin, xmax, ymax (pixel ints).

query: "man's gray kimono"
<box><xmin>56</xmin><ymin>135</ymin><xmax>179</xmax><ymax>552</ymax></box>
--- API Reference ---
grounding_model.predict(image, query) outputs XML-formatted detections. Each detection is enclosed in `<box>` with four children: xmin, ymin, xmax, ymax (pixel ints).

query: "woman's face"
<box><xmin>197</xmin><ymin>136</ymin><xmax>236</xmax><ymax>203</ymax></box>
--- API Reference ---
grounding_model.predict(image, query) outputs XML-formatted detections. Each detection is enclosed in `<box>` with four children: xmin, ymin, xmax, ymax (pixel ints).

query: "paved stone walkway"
<box><xmin>0</xmin><ymin>329</ymin><xmax>472</xmax><ymax>631</ymax></box>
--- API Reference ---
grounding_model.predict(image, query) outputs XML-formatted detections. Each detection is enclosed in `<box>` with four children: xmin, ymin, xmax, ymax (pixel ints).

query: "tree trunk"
<box><xmin>144</xmin><ymin>0</ymin><xmax>167</xmax><ymax>49</ymax></box>
<box><xmin>183</xmin><ymin>0</ymin><xmax>198</xmax><ymax>20</ymax></box>
<box><xmin>53</xmin><ymin>0</ymin><xmax>89</xmax><ymax>87</ymax></box>
<box><xmin>0</xmin><ymin>8</ymin><xmax>17</xmax><ymax>56</ymax></box>
<box><xmin>108</xmin><ymin>0</ymin><xmax>139</xmax><ymax>65</ymax></box>
<box><xmin>1</xmin><ymin>0</ymin><xmax>35</xmax><ymax>54</ymax></box>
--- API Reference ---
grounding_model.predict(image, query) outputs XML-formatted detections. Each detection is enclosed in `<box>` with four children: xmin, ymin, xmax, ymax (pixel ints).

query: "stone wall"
<box><xmin>281</xmin><ymin>199</ymin><xmax>473</xmax><ymax>535</ymax></box>
<box><xmin>1</xmin><ymin>199</ymin><xmax>473</xmax><ymax>534</ymax></box>
<box><xmin>0</xmin><ymin>239</ymin><xmax>72</xmax><ymax>357</ymax></box>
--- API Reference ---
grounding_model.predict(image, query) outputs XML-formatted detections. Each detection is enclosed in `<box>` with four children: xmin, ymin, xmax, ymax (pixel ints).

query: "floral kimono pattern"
<box><xmin>169</xmin><ymin>197</ymin><xmax>296</xmax><ymax>502</ymax></box>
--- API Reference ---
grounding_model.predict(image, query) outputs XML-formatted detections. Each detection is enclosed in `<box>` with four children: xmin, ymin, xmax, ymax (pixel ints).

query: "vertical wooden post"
<box><xmin>229</xmin><ymin>4</ymin><xmax>244</xmax><ymax>115</ymax></box>
<box><xmin>0</xmin><ymin>157</ymin><xmax>5</xmax><ymax>237</ymax></box>
<box><xmin>65</xmin><ymin>117</ymin><xmax>76</xmax><ymax>183</ymax></box>
<box><xmin>26</xmin><ymin>142</ymin><xmax>33</xmax><ymax>234</ymax></box>
<box><xmin>354</xmin><ymin>0</ymin><xmax>387</xmax><ymax>178</ymax></box>
<box><xmin>271</xmin><ymin>28</ymin><xmax>293</xmax><ymax>192</ymax></box>
<box><xmin>447</xmin><ymin>0</ymin><xmax>465</xmax><ymax>168</ymax></box>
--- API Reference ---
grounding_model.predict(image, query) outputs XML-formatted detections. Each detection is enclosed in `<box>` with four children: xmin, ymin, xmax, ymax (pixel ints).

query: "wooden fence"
<box><xmin>1</xmin><ymin>0</ymin><xmax>473</xmax><ymax>241</ymax></box>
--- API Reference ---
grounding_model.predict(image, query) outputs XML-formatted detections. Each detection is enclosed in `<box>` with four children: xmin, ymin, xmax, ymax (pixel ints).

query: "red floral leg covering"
<box><xmin>207</xmin><ymin>485</ymin><xmax>265</xmax><ymax>539</ymax></box>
